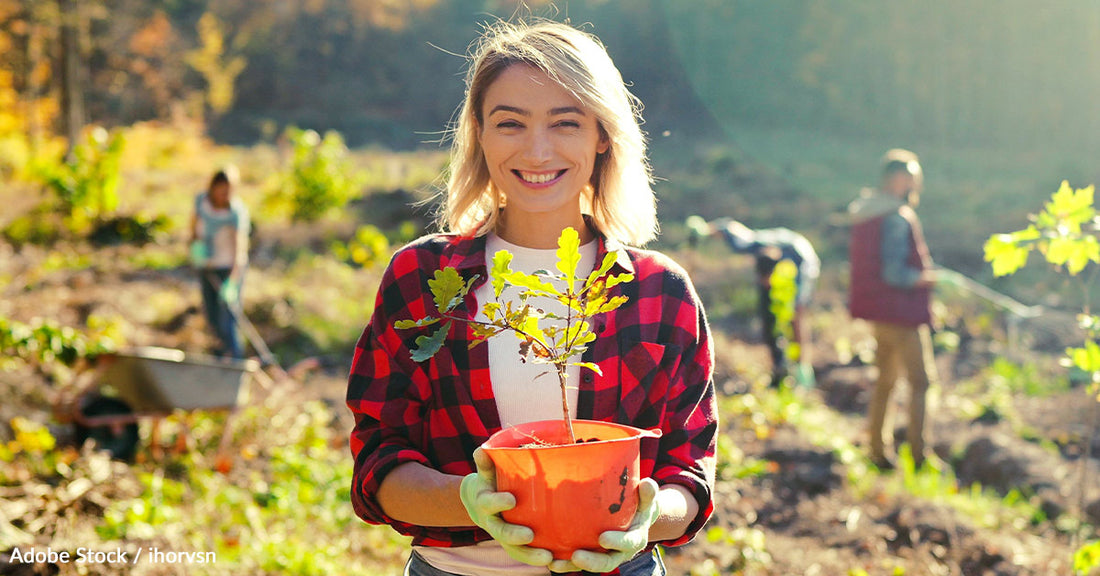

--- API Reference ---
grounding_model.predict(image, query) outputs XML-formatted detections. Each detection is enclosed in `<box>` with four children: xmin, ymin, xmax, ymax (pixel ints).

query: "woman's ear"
<box><xmin>597</xmin><ymin>128</ymin><xmax>610</xmax><ymax>154</ymax></box>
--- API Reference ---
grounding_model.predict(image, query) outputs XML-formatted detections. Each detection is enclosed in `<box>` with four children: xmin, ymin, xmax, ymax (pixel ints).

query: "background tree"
<box><xmin>186</xmin><ymin>12</ymin><xmax>245</xmax><ymax>119</ymax></box>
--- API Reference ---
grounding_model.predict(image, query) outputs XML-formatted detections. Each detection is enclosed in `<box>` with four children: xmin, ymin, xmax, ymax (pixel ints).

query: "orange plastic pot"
<box><xmin>481</xmin><ymin>419</ymin><xmax>662</xmax><ymax>560</ymax></box>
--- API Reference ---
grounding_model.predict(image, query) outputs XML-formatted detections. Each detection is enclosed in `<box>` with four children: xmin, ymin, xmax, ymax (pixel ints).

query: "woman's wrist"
<box><xmin>377</xmin><ymin>462</ymin><xmax>472</xmax><ymax>527</ymax></box>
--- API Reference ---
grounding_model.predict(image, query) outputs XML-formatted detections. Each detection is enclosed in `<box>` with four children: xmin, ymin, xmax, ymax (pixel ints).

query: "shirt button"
<box><xmin>582</xmin><ymin>373</ymin><xmax>594</xmax><ymax>384</ymax></box>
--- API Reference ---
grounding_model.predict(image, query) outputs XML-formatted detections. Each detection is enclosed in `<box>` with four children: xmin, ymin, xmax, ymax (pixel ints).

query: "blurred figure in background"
<box><xmin>847</xmin><ymin>148</ymin><xmax>938</xmax><ymax>470</ymax></box>
<box><xmin>689</xmin><ymin>216</ymin><xmax>820</xmax><ymax>388</ymax></box>
<box><xmin>189</xmin><ymin>166</ymin><xmax>250</xmax><ymax>359</ymax></box>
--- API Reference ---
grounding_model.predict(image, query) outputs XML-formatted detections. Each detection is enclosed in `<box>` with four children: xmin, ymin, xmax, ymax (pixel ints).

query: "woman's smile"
<box><xmin>514</xmin><ymin>169</ymin><xmax>567</xmax><ymax>187</ymax></box>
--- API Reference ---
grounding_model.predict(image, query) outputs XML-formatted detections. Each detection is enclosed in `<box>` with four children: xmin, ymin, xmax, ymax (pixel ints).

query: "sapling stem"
<box><xmin>555</xmin><ymin>363</ymin><xmax>576</xmax><ymax>444</ymax></box>
<box><xmin>437</xmin><ymin>310</ymin><xmax>578</xmax><ymax>444</ymax></box>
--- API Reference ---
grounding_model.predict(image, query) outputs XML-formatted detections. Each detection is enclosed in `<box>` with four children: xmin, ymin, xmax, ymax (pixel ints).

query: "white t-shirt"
<box><xmin>194</xmin><ymin>193</ymin><xmax>249</xmax><ymax>269</ymax></box>
<box><xmin>414</xmin><ymin>232</ymin><xmax>598</xmax><ymax>576</ymax></box>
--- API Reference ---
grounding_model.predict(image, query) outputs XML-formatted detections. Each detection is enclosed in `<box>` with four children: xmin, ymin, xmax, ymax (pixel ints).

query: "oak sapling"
<box><xmin>984</xmin><ymin>180</ymin><xmax>1100</xmax><ymax>575</ymax></box>
<box><xmin>984</xmin><ymin>180</ymin><xmax>1100</xmax><ymax>401</ymax></box>
<box><xmin>394</xmin><ymin>227</ymin><xmax>634</xmax><ymax>444</ymax></box>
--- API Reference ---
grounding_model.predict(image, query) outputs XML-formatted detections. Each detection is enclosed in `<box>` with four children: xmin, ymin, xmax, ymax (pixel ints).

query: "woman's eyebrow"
<box><xmin>550</xmin><ymin>106</ymin><xmax>585</xmax><ymax>116</ymax></box>
<box><xmin>488</xmin><ymin>104</ymin><xmax>528</xmax><ymax>116</ymax></box>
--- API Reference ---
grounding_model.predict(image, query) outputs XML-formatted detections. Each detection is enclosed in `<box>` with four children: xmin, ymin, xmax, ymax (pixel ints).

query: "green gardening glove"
<box><xmin>189</xmin><ymin>240</ymin><xmax>209</xmax><ymax>268</ymax></box>
<box><xmin>460</xmin><ymin>448</ymin><xmax>553</xmax><ymax>567</ymax></box>
<box><xmin>549</xmin><ymin>478</ymin><xmax>662</xmax><ymax>574</ymax></box>
<box><xmin>220</xmin><ymin>278</ymin><xmax>240</xmax><ymax>305</ymax></box>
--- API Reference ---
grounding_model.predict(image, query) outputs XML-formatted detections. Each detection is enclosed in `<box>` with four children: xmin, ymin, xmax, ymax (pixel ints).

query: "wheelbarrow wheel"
<box><xmin>74</xmin><ymin>395</ymin><xmax>139</xmax><ymax>461</ymax></box>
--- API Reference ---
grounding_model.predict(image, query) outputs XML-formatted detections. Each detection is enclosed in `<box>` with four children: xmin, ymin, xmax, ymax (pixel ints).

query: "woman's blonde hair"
<box><xmin>442</xmin><ymin>20</ymin><xmax>657</xmax><ymax>246</ymax></box>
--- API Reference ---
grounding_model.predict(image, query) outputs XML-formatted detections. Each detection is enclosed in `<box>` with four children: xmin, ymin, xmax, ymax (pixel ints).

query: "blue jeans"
<box><xmin>403</xmin><ymin>549</ymin><xmax>665</xmax><ymax>576</ymax></box>
<box><xmin>199</xmin><ymin>268</ymin><xmax>243</xmax><ymax>358</ymax></box>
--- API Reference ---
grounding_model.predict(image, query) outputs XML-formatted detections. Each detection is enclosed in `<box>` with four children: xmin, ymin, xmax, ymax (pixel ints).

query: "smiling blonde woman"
<box><xmin>347</xmin><ymin>20</ymin><xmax>717</xmax><ymax>576</ymax></box>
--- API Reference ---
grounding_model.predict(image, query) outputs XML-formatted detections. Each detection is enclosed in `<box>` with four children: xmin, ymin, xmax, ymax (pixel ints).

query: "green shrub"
<box><xmin>265</xmin><ymin>127</ymin><xmax>366</xmax><ymax>222</ymax></box>
<box><xmin>2</xmin><ymin>204</ymin><xmax>64</xmax><ymax>246</ymax></box>
<box><xmin>330</xmin><ymin>224</ymin><xmax>390</xmax><ymax>269</ymax></box>
<box><xmin>0</xmin><ymin>315</ymin><xmax>121</xmax><ymax>372</ymax></box>
<box><xmin>31</xmin><ymin>126</ymin><xmax>126</xmax><ymax>231</ymax></box>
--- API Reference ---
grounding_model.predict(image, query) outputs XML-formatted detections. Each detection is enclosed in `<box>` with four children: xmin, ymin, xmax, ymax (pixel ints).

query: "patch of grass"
<box><xmin>274</xmin><ymin>254</ymin><xmax>381</xmax><ymax>353</ymax></box>
<box><xmin>689</xmin><ymin>525</ymin><xmax>771</xmax><ymax>575</ymax></box>
<box><xmin>355</xmin><ymin>148</ymin><xmax>447</xmax><ymax>194</ymax></box>
<box><xmin>988</xmin><ymin>357</ymin><xmax>1070</xmax><ymax>397</ymax></box>
<box><xmin>87</xmin><ymin>400</ymin><xmax>409</xmax><ymax>575</ymax></box>
<box><xmin>714</xmin><ymin>432</ymin><xmax>772</xmax><ymax>482</ymax></box>
<box><xmin>127</xmin><ymin>245</ymin><xmax>189</xmax><ymax>270</ymax></box>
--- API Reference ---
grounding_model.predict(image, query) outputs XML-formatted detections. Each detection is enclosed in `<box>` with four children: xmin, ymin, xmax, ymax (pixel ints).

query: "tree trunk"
<box><xmin>58</xmin><ymin>0</ymin><xmax>83</xmax><ymax>160</ymax></box>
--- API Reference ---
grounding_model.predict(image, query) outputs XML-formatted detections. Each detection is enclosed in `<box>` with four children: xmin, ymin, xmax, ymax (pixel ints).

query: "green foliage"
<box><xmin>768</xmin><ymin>259</ymin><xmax>799</xmax><ymax>364</ymax></box>
<box><xmin>331</xmin><ymin>224</ymin><xmax>391</xmax><ymax>269</ymax></box>
<box><xmin>280</xmin><ymin>254</ymin><xmax>380</xmax><ymax>352</ymax></box>
<box><xmin>0</xmin><ymin>416</ymin><xmax>78</xmax><ymax>483</ymax></box>
<box><xmin>1076</xmin><ymin>540</ymin><xmax>1100</xmax><ymax>575</ymax></box>
<box><xmin>0</xmin><ymin>315</ymin><xmax>120</xmax><ymax>372</ymax></box>
<box><xmin>988</xmin><ymin>357</ymin><xmax>1068</xmax><ymax>397</ymax></box>
<box><xmin>985</xmin><ymin>181</ymin><xmax>1099</xmax><ymax>277</ymax></box>
<box><xmin>92</xmin><ymin>401</ymin><xmax>408</xmax><ymax>574</ymax></box>
<box><xmin>2</xmin><ymin>203</ymin><xmax>65</xmax><ymax>246</ymax></box>
<box><xmin>714</xmin><ymin>432</ymin><xmax>771</xmax><ymax>481</ymax></box>
<box><xmin>395</xmin><ymin>227</ymin><xmax>634</xmax><ymax>440</ymax></box>
<box><xmin>186</xmin><ymin>13</ymin><xmax>247</xmax><ymax>116</ymax></box>
<box><xmin>695</xmin><ymin>525</ymin><xmax>771</xmax><ymax>573</ymax></box>
<box><xmin>32</xmin><ymin>126</ymin><xmax>126</xmax><ymax>231</ymax></box>
<box><xmin>266</xmin><ymin>127</ymin><xmax>366</xmax><ymax>222</ymax></box>
<box><xmin>985</xmin><ymin>180</ymin><xmax>1100</xmax><ymax>401</ymax></box>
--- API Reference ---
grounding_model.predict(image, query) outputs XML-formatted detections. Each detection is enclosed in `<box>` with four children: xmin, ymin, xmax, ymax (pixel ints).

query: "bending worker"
<box><xmin>690</xmin><ymin>216</ymin><xmax>819</xmax><ymax>387</ymax></box>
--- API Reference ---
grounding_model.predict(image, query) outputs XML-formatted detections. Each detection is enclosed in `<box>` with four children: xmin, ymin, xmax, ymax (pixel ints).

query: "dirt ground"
<box><xmin>2</xmin><ymin>228</ymin><xmax>1099</xmax><ymax>576</ymax></box>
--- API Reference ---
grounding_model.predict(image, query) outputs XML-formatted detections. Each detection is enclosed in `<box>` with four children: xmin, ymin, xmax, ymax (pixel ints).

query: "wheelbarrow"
<box><xmin>55</xmin><ymin>346</ymin><xmax>259</xmax><ymax>461</ymax></box>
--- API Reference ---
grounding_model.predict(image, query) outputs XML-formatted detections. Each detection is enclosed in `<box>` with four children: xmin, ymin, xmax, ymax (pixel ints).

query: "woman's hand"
<box><xmin>459</xmin><ymin>448</ymin><xmax>553</xmax><ymax>567</ymax></box>
<box><xmin>549</xmin><ymin>478</ymin><xmax>661</xmax><ymax>573</ymax></box>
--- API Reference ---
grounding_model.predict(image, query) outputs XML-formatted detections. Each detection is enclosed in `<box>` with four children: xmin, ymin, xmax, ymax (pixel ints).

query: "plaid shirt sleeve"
<box><xmin>345</xmin><ymin>236</ymin><xmax>496</xmax><ymax>547</ymax></box>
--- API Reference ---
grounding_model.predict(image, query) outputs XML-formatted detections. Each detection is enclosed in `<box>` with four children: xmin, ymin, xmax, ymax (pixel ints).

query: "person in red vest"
<box><xmin>848</xmin><ymin>149</ymin><xmax>939</xmax><ymax>470</ymax></box>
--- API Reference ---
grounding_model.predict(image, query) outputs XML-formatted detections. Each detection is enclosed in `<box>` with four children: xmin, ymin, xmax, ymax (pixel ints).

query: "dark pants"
<box><xmin>199</xmin><ymin>268</ymin><xmax>243</xmax><ymax>358</ymax></box>
<box><xmin>403</xmin><ymin>549</ymin><xmax>666</xmax><ymax>576</ymax></box>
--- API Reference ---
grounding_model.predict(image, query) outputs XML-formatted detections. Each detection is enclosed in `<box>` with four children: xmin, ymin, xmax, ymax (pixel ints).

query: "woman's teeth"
<box><xmin>518</xmin><ymin>170</ymin><xmax>561</xmax><ymax>184</ymax></box>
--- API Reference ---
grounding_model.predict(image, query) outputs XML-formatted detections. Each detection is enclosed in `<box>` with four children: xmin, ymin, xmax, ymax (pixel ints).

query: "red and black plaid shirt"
<box><xmin>347</xmin><ymin>228</ymin><xmax>717</xmax><ymax>553</ymax></box>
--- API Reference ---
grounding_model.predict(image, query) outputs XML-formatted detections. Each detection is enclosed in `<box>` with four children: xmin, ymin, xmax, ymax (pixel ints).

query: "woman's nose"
<box><xmin>522</xmin><ymin>129</ymin><xmax>553</xmax><ymax>164</ymax></box>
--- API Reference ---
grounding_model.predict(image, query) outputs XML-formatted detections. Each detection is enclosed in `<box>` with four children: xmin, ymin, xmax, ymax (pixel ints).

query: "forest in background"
<box><xmin>4</xmin><ymin>0</ymin><xmax>1100</xmax><ymax>157</ymax></box>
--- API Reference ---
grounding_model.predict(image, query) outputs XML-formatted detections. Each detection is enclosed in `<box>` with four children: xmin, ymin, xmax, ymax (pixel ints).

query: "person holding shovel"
<box><xmin>688</xmin><ymin>216</ymin><xmax>819</xmax><ymax>388</ymax></box>
<box><xmin>347</xmin><ymin>20</ymin><xmax>717</xmax><ymax>576</ymax></box>
<box><xmin>189</xmin><ymin>166</ymin><xmax>249</xmax><ymax>359</ymax></box>
<box><xmin>848</xmin><ymin>149</ymin><xmax>939</xmax><ymax>471</ymax></box>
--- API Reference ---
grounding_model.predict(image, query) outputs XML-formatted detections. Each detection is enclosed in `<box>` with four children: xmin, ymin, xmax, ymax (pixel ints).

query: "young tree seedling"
<box><xmin>395</xmin><ymin>227</ymin><xmax>634</xmax><ymax>444</ymax></box>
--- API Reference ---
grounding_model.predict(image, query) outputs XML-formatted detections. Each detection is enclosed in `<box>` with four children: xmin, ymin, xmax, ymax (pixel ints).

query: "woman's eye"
<box><xmin>496</xmin><ymin>120</ymin><xmax>522</xmax><ymax>129</ymax></box>
<box><xmin>555</xmin><ymin>120</ymin><xmax>581</xmax><ymax>129</ymax></box>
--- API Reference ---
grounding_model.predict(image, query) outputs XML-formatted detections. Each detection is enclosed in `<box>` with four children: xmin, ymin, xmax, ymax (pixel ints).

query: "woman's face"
<box><xmin>478</xmin><ymin>64</ymin><xmax>609</xmax><ymax>224</ymax></box>
<box><xmin>210</xmin><ymin>181</ymin><xmax>231</xmax><ymax>208</ymax></box>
